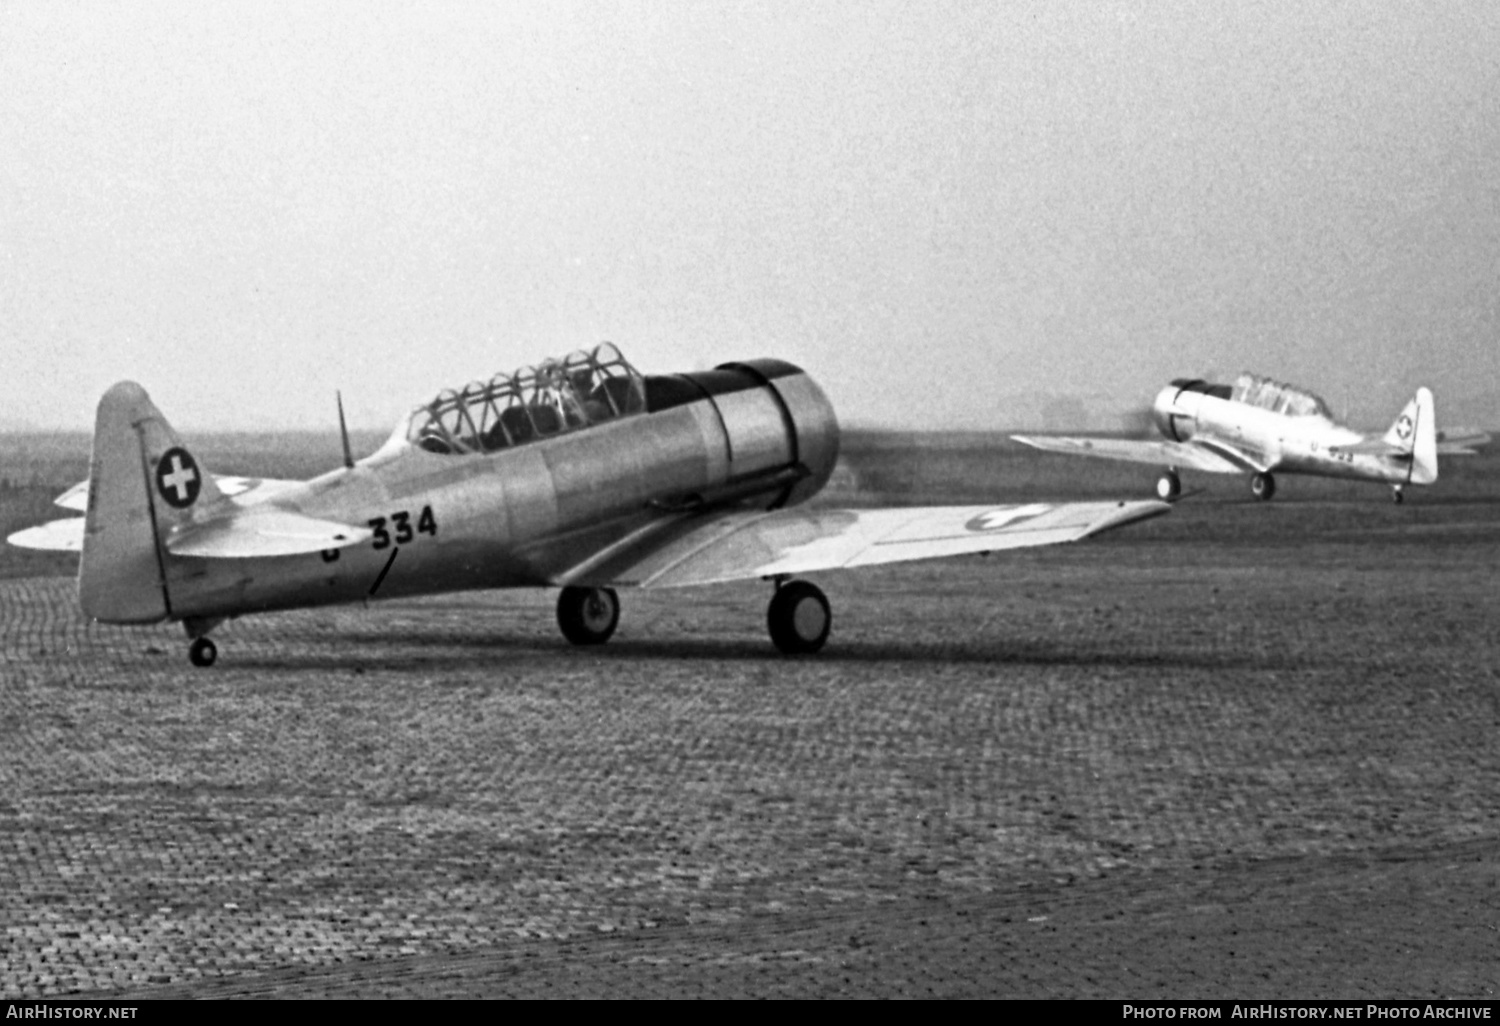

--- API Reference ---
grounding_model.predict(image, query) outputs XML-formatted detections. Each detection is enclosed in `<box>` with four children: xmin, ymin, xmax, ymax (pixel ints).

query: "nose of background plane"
<box><xmin>1150</xmin><ymin>385</ymin><xmax>1183</xmax><ymax>439</ymax></box>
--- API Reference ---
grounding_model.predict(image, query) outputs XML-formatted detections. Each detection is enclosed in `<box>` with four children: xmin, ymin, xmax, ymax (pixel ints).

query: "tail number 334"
<box><xmin>368</xmin><ymin>505</ymin><xmax>438</xmax><ymax>549</ymax></box>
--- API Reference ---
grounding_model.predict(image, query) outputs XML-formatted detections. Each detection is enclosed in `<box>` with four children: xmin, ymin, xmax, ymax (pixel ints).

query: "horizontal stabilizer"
<box><xmin>165</xmin><ymin>509</ymin><xmax>372</xmax><ymax>559</ymax></box>
<box><xmin>1436</xmin><ymin>428</ymin><xmax>1491</xmax><ymax>454</ymax></box>
<box><xmin>7</xmin><ymin>518</ymin><xmax>85</xmax><ymax>552</ymax></box>
<box><xmin>53</xmin><ymin>481</ymin><xmax>90</xmax><ymax>513</ymax></box>
<box><xmin>1011</xmin><ymin>435</ymin><xmax>1250</xmax><ymax>474</ymax></box>
<box><xmin>55</xmin><ymin>474</ymin><xmax>287</xmax><ymax>513</ymax></box>
<box><xmin>561</xmin><ymin>499</ymin><xmax>1171</xmax><ymax>590</ymax></box>
<box><xmin>1330</xmin><ymin>438</ymin><xmax>1404</xmax><ymax>457</ymax></box>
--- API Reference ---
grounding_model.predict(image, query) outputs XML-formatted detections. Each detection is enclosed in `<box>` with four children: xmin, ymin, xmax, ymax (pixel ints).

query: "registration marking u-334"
<box><xmin>367</xmin><ymin>506</ymin><xmax>437</xmax><ymax>550</ymax></box>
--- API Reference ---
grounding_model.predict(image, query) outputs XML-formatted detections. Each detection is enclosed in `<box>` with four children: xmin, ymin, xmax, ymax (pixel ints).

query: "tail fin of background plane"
<box><xmin>1381</xmin><ymin>387</ymin><xmax>1437</xmax><ymax>485</ymax></box>
<box><xmin>79</xmin><ymin>381</ymin><xmax>225</xmax><ymax>623</ymax></box>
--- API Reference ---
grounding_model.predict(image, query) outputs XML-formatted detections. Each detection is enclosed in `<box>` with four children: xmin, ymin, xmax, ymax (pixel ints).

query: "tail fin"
<box><xmin>79</xmin><ymin>382</ymin><xmax>225</xmax><ymax>623</ymax></box>
<box><xmin>1381</xmin><ymin>387</ymin><xmax>1437</xmax><ymax>485</ymax></box>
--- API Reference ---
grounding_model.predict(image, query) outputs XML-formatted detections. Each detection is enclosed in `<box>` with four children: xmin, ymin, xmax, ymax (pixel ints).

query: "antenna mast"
<box><xmin>337</xmin><ymin>391</ymin><xmax>355</xmax><ymax>469</ymax></box>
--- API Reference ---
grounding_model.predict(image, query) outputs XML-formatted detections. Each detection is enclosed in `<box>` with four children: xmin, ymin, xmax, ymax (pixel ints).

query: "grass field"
<box><xmin>2</xmin><ymin>430</ymin><xmax>1498</xmax><ymax>997</ymax></box>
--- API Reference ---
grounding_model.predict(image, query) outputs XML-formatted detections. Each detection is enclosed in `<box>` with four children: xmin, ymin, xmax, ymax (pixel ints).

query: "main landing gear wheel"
<box><xmin>1250</xmin><ymin>472</ymin><xmax>1276</xmax><ymax>502</ymax></box>
<box><xmin>1155</xmin><ymin>470</ymin><xmax>1182</xmax><ymax>502</ymax></box>
<box><xmin>557</xmin><ymin>586</ymin><xmax>620</xmax><ymax>646</ymax></box>
<box><xmin>188</xmin><ymin>637</ymin><xmax>217</xmax><ymax>668</ymax></box>
<box><xmin>1392</xmin><ymin>486</ymin><xmax>1405</xmax><ymax>505</ymax></box>
<box><xmin>767</xmin><ymin>580</ymin><xmax>831</xmax><ymax>655</ymax></box>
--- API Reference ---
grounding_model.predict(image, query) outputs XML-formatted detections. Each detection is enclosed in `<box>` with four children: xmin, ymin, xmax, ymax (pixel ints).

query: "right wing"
<box><xmin>556</xmin><ymin>499</ymin><xmax>1170</xmax><ymax>590</ymax></box>
<box><xmin>1011</xmin><ymin>435</ymin><xmax>1250</xmax><ymax>474</ymax></box>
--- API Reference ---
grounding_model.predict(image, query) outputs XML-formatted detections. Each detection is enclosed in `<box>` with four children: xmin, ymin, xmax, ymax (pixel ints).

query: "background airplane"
<box><xmin>7</xmin><ymin>344</ymin><xmax>1168</xmax><ymax>665</ymax></box>
<box><xmin>1013</xmin><ymin>373</ymin><xmax>1490</xmax><ymax>504</ymax></box>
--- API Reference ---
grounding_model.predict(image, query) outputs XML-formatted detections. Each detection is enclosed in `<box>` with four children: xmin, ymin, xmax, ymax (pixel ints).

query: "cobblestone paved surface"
<box><xmin>62</xmin><ymin>841</ymin><xmax>1500</xmax><ymax>999</ymax></box>
<box><xmin>2</xmin><ymin>510</ymin><xmax>1498</xmax><ymax>998</ymax></box>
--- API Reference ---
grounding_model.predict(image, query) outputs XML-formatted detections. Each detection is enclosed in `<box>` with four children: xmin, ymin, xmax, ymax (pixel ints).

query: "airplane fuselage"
<box><xmin>1151</xmin><ymin>386</ymin><xmax>1417</xmax><ymax>485</ymax></box>
<box><xmin>157</xmin><ymin>360</ymin><xmax>839</xmax><ymax>626</ymax></box>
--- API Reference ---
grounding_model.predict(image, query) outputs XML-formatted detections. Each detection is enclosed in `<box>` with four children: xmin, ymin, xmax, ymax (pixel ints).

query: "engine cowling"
<box><xmin>681</xmin><ymin>360</ymin><xmax>840</xmax><ymax>509</ymax></box>
<box><xmin>1152</xmin><ymin>384</ymin><xmax>1198</xmax><ymax>443</ymax></box>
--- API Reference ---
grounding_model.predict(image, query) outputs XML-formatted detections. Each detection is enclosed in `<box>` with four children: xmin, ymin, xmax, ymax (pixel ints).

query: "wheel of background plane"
<box><xmin>188</xmin><ymin>637</ymin><xmax>217</xmax><ymax>668</ymax></box>
<box><xmin>1392</xmin><ymin>486</ymin><xmax>1405</xmax><ymax>505</ymax></box>
<box><xmin>767</xmin><ymin>580</ymin><xmax>831</xmax><ymax>655</ymax></box>
<box><xmin>1156</xmin><ymin>470</ymin><xmax>1182</xmax><ymax>502</ymax></box>
<box><xmin>1250</xmin><ymin>472</ymin><xmax>1276</xmax><ymax>502</ymax></box>
<box><xmin>557</xmin><ymin>586</ymin><xmax>620</xmax><ymax>645</ymax></box>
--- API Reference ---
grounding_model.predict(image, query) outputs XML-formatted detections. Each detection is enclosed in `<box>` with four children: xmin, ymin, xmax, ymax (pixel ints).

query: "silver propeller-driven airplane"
<box><xmin>8</xmin><ymin>343</ymin><xmax>1170</xmax><ymax>666</ymax></box>
<box><xmin>1014</xmin><ymin>373</ymin><xmax>1490</xmax><ymax>504</ymax></box>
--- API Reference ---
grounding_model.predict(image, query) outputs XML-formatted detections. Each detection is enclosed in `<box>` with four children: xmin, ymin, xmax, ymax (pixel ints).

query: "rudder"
<box><xmin>79</xmin><ymin>382</ymin><xmax>224</xmax><ymax>623</ymax></box>
<box><xmin>1409</xmin><ymin>387</ymin><xmax>1437</xmax><ymax>485</ymax></box>
<box><xmin>1381</xmin><ymin>387</ymin><xmax>1437</xmax><ymax>486</ymax></box>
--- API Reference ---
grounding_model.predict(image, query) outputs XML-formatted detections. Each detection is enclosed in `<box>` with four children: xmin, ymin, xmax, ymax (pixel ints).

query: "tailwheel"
<box><xmin>767</xmin><ymin>580</ymin><xmax>831</xmax><ymax>655</ymax></box>
<box><xmin>188</xmin><ymin>637</ymin><xmax>218</xmax><ymax>668</ymax></box>
<box><xmin>1250</xmin><ymin>472</ymin><xmax>1276</xmax><ymax>502</ymax></box>
<box><xmin>557</xmin><ymin>586</ymin><xmax>620</xmax><ymax>646</ymax></box>
<box><xmin>1392</xmin><ymin>485</ymin><xmax>1405</xmax><ymax>505</ymax></box>
<box><xmin>1155</xmin><ymin>470</ymin><xmax>1182</xmax><ymax>502</ymax></box>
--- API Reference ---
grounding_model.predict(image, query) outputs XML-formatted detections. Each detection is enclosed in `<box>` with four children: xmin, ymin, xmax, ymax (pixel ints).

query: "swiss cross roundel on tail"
<box><xmin>155</xmin><ymin>447</ymin><xmax>202</xmax><ymax>509</ymax></box>
<box><xmin>1395</xmin><ymin>414</ymin><xmax>1414</xmax><ymax>443</ymax></box>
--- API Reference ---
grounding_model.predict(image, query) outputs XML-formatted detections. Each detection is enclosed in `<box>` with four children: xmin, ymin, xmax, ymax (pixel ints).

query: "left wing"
<box><xmin>558</xmin><ymin>500</ymin><xmax>1169</xmax><ymax>590</ymax></box>
<box><xmin>1011</xmin><ymin>435</ymin><xmax>1251</xmax><ymax>474</ymax></box>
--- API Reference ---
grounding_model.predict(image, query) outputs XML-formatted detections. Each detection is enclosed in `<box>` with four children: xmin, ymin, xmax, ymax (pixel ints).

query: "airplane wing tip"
<box><xmin>1078</xmin><ymin>498</ymin><xmax>1172</xmax><ymax>537</ymax></box>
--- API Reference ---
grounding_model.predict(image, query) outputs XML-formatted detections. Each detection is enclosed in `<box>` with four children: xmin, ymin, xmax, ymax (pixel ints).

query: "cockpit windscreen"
<box><xmin>405</xmin><ymin>343</ymin><xmax>646</xmax><ymax>456</ymax></box>
<box><xmin>1230</xmin><ymin>374</ymin><xmax>1333</xmax><ymax>419</ymax></box>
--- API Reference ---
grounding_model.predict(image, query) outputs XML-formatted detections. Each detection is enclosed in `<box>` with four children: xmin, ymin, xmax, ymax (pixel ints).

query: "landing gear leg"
<box><xmin>188</xmin><ymin>637</ymin><xmax>218</xmax><ymax>668</ymax></box>
<box><xmin>767</xmin><ymin>579</ymin><xmax>831</xmax><ymax>655</ymax></box>
<box><xmin>1392</xmin><ymin>485</ymin><xmax>1405</xmax><ymax>505</ymax></box>
<box><xmin>1156</xmin><ymin>469</ymin><xmax>1182</xmax><ymax>502</ymax></box>
<box><xmin>1250</xmin><ymin>472</ymin><xmax>1276</xmax><ymax>502</ymax></box>
<box><xmin>557</xmin><ymin>586</ymin><xmax>620</xmax><ymax>645</ymax></box>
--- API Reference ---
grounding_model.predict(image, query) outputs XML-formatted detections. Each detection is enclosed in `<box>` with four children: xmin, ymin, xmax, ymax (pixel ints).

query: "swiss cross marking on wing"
<box><xmin>156</xmin><ymin>447</ymin><xmax>202</xmax><ymax>509</ymax></box>
<box><xmin>964</xmin><ymin>504</ymin><xmax>1051</xmax><ymax>532</ymax></box>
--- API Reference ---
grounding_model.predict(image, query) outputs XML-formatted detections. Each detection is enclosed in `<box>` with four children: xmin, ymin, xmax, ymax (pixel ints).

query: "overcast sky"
<box><xmin>3</xmin><ymin>1</ymin><xmax>1497</xmax><ymax>433</ymax></box>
